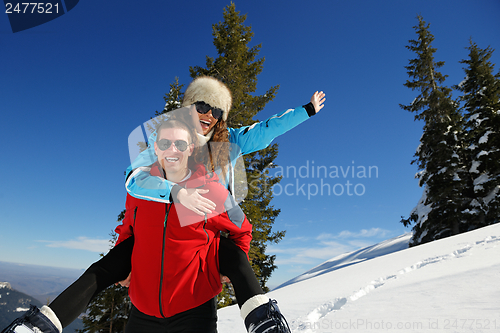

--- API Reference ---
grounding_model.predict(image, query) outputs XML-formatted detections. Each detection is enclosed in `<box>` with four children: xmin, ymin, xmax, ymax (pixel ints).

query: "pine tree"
<box><xmin>400</xmin><ymin>16</ymin><xmax>470</xmax><ymax>246</ymax></box>
<box><xmin>455</xmin><ymin>40</ymin><xmax>500</xmax><ymax>227</ymax></box>
<box><xmin>188</xmin><ymin>3</ymin><xmax>284</xmax><ymax>296</ymax></box>
<box><xmin>137</xmin><ymin>77</ymin><xmax>185</xmax><ymax>152</ymax></box>
<box><xmin>156</xmin><ymin>77</ymin><xmax>184</xmax><ymax>115</ymax></box>
<box><xmin>77</xmin><ymin>284</ymin><xmax>129</xmax><ymax>333</ymax></box>
<box><xmin>155</xmin><ymin>3</ymin><xmax>283</xmax><ymax>303</ymax></box>
<box><xmin>77</xmin><ymin>232</ymin><xmax>131</xmax><ymax>333</ymax></box>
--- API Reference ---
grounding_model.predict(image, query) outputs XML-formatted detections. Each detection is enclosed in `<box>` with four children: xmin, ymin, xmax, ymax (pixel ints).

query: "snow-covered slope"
<box><xmin>218</xmin><ymin>224</ymin><xmax>500</xmax><ymax>333</ymax></box>
<box><xmin>275</xmin><ymin>232</ymin><xmax>412</xmax><ymax>289</ymax></box>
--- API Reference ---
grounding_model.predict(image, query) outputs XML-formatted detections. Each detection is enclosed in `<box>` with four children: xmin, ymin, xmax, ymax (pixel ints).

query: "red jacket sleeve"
<box><xmin>115</xmin><ymin>194</ymin><xmax>136</xmax><ymax>246</ymax></box>
<box><xmin>204</xmin><ymin>183</ymin><xmax>253</xmax><ymax>256</ymax></box>
<box><xmin>216</xmin><ymin>211</ymin><xmax>252</xmax><ymax>256</ymax></box>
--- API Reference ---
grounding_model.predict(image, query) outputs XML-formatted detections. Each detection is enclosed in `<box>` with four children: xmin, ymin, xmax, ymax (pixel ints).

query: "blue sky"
<box><xmin>1</xmin><ymin>0</ymin><xmax>499</xmax><ymax>289</ymax></box>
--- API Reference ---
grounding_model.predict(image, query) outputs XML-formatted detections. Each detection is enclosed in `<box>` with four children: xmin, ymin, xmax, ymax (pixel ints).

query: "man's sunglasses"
<box><xmin>156</xmin><ymin>139</ymin><xmax>190</xmax><ymax>152</ymax></box>
<box><xmin>195</xmin><ymin>101</ymin><xmax>223</xmax><ymax>120</ymax></box>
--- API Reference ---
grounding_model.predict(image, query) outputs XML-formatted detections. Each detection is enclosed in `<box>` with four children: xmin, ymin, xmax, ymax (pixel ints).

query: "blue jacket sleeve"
<box><xmin>126</xmin><ymin>167</ymin><xmax>175</xmax><ymax>203</ymax></box>
<box><xmin>125</xmin><ymin>103</ymin><xmax>315</xmax><ymax>203</ymax></box>
<box><xmin>126</xmin><ymin>131</ymin><xmax>157</xmax><ymax>177</ymax></box>
<box><xmin>228</xmin><ymin>103</ymin><xmax>314</xmax><ymax>156</ymax></box>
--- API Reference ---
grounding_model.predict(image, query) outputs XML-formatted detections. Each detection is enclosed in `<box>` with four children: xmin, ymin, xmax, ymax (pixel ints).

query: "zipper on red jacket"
<box><xmin>133</xmin><ymin>207</ymin><xmax>138</xmax><ymax>228</ymax></box>
<box><xmin>158</xmin><ymin>203</ymin><xmax>172</xmax><ymax>318</ymax></box>
<box><xmin>203</xmin><ymin>213</ymin><xmax>209</xmax><ymax>244</ymax></box>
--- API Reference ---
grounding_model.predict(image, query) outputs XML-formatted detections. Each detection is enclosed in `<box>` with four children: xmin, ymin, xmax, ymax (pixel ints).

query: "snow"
<box><xmin>474</xmin><ymin>174</ymin><xmax>490</xmax><ymax>186</ymax></box>
<box><xmin>474</xmin><ymin>174</ymin><xmax>491</xmax><ymax>192</ymax></box>
<box><xmin>0</xmin><ymin>283</ymin><xmax>11</xmax><ymax>291</ymax></box>
<box><xmin>477</xmin><ymin>150</ymin><xmax>490</xmax><ymax>158</ymax></box>
<box><xmin>484</xmin><ymin>186</ymin><xmax>499</xmax><ymax>205</ymax></box>
<box><xmin>438</xmin><ymin>167</ymin><xmax>448</xmax><ymax>174</ymax></box>
<box><xmin>274</xmin><ymin>233</ymin><xmax>412</xmax><ymax>289</ymax></box>
<box><xmin>469</xmin><ymin>113</ymin><xmax>486</xmax><ymax>126</ymax></box>
<box><xmin>218</xmin><ymin>223</ymin><xmax>500</xmax><ymax>333</ymax></box>
<box><xmin>479</xmin><ymin>131</ymin><xmax>493</xmax><ymax>144</ymax></box>
<box><xmin>411</xmin><ymin>187</ymin><xmax>431</xmax><ymax>228</ymax></box>
<box><xmin>470</xmin><ymin>160</ymin><xmax>481</xmax><ymax>173</ymax></box>
<box><xmin>457</xmin><ymin>76</ymin><xmax>468</xmax><ymax>89</ymax></box>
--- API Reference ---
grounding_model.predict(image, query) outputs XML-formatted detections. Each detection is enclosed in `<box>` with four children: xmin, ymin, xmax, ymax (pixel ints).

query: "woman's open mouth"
<box><xmin>200</xmin><ymin>120</ymin><xmax>211</xmax><ymax>129</ymax></box>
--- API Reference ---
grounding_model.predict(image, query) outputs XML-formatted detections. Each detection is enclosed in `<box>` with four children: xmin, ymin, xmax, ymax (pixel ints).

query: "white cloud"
<box><xmin>39</xmin><ymin>237</ymin><xmax>111</xmax><ymax>253</ymax></box>
<box><xmin>270</xmin><ymin>228</ymin><xmax>396</xmax><ymax>267</ymax></box>
<box><xmin>316</xmin><ymin>232</ymin><xmax>335</xmax><ymax>240</ymax></box>
<box><xmin>346</xmin><ymin>239</ymin><xmax>376</xmax><ymax>249</ymax></box>
<box><xmin>270</xmin><ymin>240</ymin><xmax>353</xmax><ymax>265</ymax></box>
<box><xmin>287</xmin><ymin>236</ymin><xmax>312</xmax><ymax>242</ymax></box>
<box><xmin>318</xmin><ymin>228</ymin><xmax>391</xmax><ymax>240</ymax></box>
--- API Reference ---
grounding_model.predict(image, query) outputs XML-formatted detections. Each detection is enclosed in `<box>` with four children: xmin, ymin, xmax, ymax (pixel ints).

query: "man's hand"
<box><xmin>116</xmin><ymin>273</ymin><xmax>131</xmax><ymax>287</ymax></box>
<box><xmin>311</xmin><ymin>91</ymin><xmax>326</xmax><ymax>113</ymax></box>
<box><xmin>220</xmin><ymin>274</ymin><xmax>230</xmax><ymax>284</ymax></box>
<box><xmin>177</xmin><ymin>188</ymin><xmax>216</xmax><ymax>216</ymax></box>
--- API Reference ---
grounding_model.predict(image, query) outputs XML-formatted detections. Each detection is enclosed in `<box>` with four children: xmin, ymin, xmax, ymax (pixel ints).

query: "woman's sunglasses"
<box><xmin>195</xmin><ymin>101</ymin><xmax>223</xmax><ymax>120</ymax></box>
<box><xmin>156</xmin><ymin>139</ymin><xmax>189</xmax><ymax>152</ymax></box>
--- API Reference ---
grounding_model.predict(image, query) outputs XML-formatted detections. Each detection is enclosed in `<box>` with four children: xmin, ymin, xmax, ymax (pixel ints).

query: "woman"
<box><xmin>127</xmin><ymin>77</ymin><xmax>326</xmax><ymax>216</ymax></box>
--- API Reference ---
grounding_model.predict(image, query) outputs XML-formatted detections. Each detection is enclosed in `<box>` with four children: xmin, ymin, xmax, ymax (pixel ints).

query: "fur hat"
<box><xmin>182</xmin><ymin>76</ymin><xmax>232</xmax><ymax>121</ymax></box>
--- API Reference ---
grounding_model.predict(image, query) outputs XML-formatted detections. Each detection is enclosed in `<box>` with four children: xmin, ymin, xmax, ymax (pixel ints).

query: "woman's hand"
<box><xmin>311</xmin><ymin>91</ymin><xmax>326</xmax><ymax>113</ymax></box>
<box><xmin>177</xmin><ymin>188</ymin><xmax>216</xmax><ymax>216</ymax></box>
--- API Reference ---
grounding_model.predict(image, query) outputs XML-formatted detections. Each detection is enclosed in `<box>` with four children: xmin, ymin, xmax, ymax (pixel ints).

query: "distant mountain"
<box><xmin>0</xmin><ymin>263</ymin><xmax>86</xmax><ymax>332</ymax></box>
<box><xmin>0</xmin><ymin>261</ymin><xmax>83</xmax><ymax>304</ymax></box>
<box><xmin>0</xmin><ymin>282</ymin><xmax>43</xmax><ymax>329</ymax></box>
<box><xmin>0</xmin><ymin>282</ymin><xmax>83</xmax><ymax>332</ymax></box>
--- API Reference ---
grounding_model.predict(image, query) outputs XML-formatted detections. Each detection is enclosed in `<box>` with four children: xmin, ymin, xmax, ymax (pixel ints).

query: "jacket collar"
<box><xmin>149</xmin><ymin>162</ymin><xmax>219</xmax><ymax>188</ymax></box>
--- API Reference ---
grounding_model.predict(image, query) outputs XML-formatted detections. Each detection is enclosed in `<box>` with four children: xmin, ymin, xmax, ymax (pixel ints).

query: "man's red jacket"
<box><xmin>115</xmin><ymin>162</ymin><xmax>252</xmax><ymax>318</ymax></box>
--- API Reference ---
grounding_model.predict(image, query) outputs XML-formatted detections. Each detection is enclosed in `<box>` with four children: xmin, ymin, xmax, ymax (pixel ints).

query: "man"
<box><xmin>117</xmin><ymin>119</ymin><xmax>252</xmax><ymax>332</ymax></box>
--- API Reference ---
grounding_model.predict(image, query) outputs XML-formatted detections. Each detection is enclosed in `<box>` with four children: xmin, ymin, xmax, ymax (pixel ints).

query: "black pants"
<box><xmin>49</xmin><ymin>236</ymin><xmax>263</xmax><ymax>328</ymax></box>
<box><xmin>218</xmin><ymin>235</ymin><xmax>263</xmax><ymax>307</ymax></box>
<box><xmin>125</xmin><ymin>300</ymin><xmax>217</xmax><ymax>333</ymax></box>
